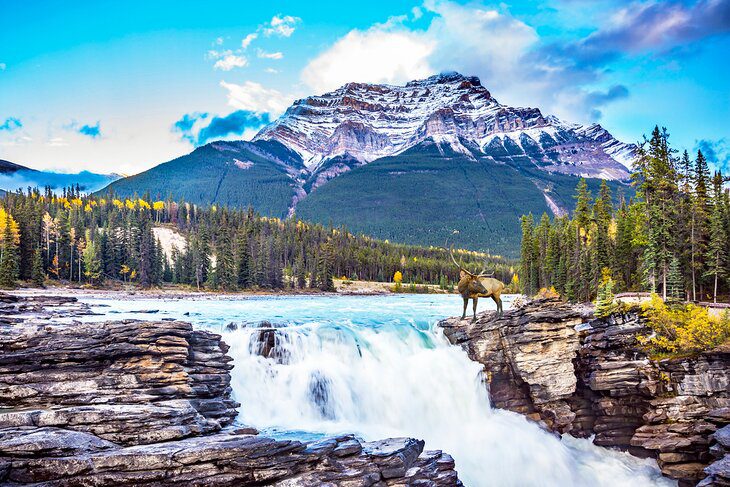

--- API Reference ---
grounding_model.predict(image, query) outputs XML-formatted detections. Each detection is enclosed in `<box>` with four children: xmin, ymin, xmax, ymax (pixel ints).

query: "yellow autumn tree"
<box><xmin>0</xmin><ymin>208</ymin><xmax>20</xmax><ymax>244</ymax></box>
<box><xmin>393</xmin><ymin>270</ymin><xmax>403</xmax><ymax>292</ymax></box>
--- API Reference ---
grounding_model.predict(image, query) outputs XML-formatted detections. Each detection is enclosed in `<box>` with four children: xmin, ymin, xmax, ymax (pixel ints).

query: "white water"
<box><xmin>75</xmin><ymin>294</ymin><xmax>674</xmax><ymax>487</ymax></box>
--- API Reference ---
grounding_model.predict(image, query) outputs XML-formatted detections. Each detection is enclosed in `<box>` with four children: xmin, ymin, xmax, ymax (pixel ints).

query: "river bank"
<box><xmin>6</xmin><ymin>278</ymin><xmax>449</xmax><ymax>301</ymax></box>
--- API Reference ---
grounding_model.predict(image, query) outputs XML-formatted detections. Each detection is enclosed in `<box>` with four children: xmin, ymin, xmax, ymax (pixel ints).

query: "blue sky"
<box><xmin>1</xmin><ymin>0</ymin><xmax>728</xmax><ymax>175</ymax></box>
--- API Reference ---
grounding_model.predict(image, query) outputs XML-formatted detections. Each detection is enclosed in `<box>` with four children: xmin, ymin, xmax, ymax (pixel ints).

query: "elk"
<box><xmin>449</xmin><ymin>247</ymin><xmax>505</xmax><ymax>321</ymax></box>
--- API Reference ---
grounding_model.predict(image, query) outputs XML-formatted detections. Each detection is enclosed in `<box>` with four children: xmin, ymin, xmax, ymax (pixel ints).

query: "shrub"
<box><xmin>639</xmin><ymin>293</ymin><xmax>730</xmax><ymax>355</ymax></box>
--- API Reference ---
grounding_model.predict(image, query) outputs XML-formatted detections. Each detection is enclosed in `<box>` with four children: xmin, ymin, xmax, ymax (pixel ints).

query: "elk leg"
<box><xmin>461</xmin><ymin>297</ymin><xmax>468</xmax><ymax>320</ymax></box>
<box><xmin>492</xmin><ymin>294</ymin><xmax>503</xmax><ymax>317</ymax></box>
<box><xmin>472</xmin><ymin>297</ymin><xmax>478</xmax><ymax>322</ymax></box>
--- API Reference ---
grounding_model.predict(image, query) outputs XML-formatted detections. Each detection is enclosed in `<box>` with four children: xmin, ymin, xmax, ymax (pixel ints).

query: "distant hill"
<box><xmin>100</xmin><ymin>72</ymin><xmax>636</xmax><ymax>257</ymax></box>
<box><xmin>0</xmin><ymin>159</ymin><xmax>120</xmax><ymax>193</ymax></box>
<box><xmin>101</xmin><ymin>140</ymin><xmax>303</xmax><ymax>216</ymax></box>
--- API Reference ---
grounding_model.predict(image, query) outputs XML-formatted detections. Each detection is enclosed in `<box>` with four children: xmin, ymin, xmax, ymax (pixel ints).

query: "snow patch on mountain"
<box><xmin>254</xmin><ymin>72</ymin><xmax>636</xmax><ymax>180</ymax></box>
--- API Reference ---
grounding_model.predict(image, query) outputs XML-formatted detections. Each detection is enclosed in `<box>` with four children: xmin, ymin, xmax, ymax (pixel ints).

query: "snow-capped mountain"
<box><xmin>103</xmin><ymin>72</ymin><xmax>637</xmax><ymax>256</ymax></box>
<box><xmin>254</xmin><ymin>72</ymin><xmax>636</xmax><ymax>181</ymax></box>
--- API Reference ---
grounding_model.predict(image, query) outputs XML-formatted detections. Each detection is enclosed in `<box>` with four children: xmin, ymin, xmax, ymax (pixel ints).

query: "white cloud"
<box><xmin>300</xmin><ymin>0</ymin><xmax>624</xmax><ymax>122</ymax></box>
<box><xmin>213</xmin><ymin>52</ymin><xmax>248</xmax><ymax>71</ymax></box>
<box><xmin>241</xmin><ymin>33</ymin><xmax>258</xmax><ymax>49</ymax></box>
<box><xmin>301</xmin><ymin>25</ymin><xmax>435</xmax><ymax>93</ymax></box>
<box><xmin>257</xmin><ymin>49</ymin><xmax>284</xmax><ymax>60</ymax></box>
<box><xmin>265</xmin><ymin>68</ymin><xmax>280</xmax><ymax>74</ymax></box>
<box><xmin>264</xmin><ymin>15</ymin><xmax>300</xmax><ymax>37</ymax></box>
<box><xmin>220</xmin><ymin>80</ymin><xmax>294</xmax><ymax>116</ymax></box>
<box><xmin>47</xmin><ymin>137</ymin><xmax>69</xmax><ymax>147</ymax></box>
<box><xmin>215</xmin><ymin>37</ymin><xmax>224</xmax><ymax>46</ymax></box>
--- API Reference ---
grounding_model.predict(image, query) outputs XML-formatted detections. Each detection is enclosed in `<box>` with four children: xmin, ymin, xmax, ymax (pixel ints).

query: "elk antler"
<box><xmin>449</xmin><ymin>245</ymin><xmax>476</xmax><ymax>277</ymax></box>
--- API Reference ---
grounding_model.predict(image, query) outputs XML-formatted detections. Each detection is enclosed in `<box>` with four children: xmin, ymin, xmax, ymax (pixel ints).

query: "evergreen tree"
<box><xmin>0</xmin><ymin>214</ymin><xmax>19</xmax><ymax>288</ymax></box>
<box><xmin>594</xmin><ymin>269</ymin><xmax>617</xmax><ymax>318</ymax></box>
<box><xmin>666</xmin><ymin>255</ymin><xmax>683</xmax><ymax>302</ymax></box>
<box><xmin>704</xmin><ymin>177</ymin><xmax>727</xmax><ymax>303</ymax></box>
<box><xmin>82</xmin><ymin>231</ymin><xmax>103</xmax><ymax>285</ymax></box>
<box><xmin>31</xmin><ymin>246</ymin><xmax>45</xmax><ymax>287</ymax></box>
<box><xmin>316</xmin><ymin>240</ymin><xmax>335</xmax><ymax>291</ymax></box>
<box><xmin>519</xmin><ymin>214</ymin><xmax>537</xmax><ymax>295</ymax></box>
<box><xmin>236</xmin><ymin>230</ymin><xmax>252</xmax><ymax>288</ymax></box>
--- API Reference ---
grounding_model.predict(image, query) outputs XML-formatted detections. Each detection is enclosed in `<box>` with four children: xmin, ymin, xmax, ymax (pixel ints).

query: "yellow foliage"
<box><xmin>393</xmin><ymin>271</ymin><xmax>403</xmax><ymax>284</ymax></box>
<box><xmin>137</xmin><ymin>199</ymin><xmax>151</xmax><ymax>210</ymax></box>
<box><xmin>112</xmin><ymin>199</ymin><xmax>124</xmax><ymax>209</ymax></box>
<box><xmin>536</xmin><ymin>287</ymin><xmax>560</xmax><ymax>299</ymax></box>
<box><xmin>608</xmin><ymin>219</ymin><xmax>617</xmax><ymax>240</ymax></box>
<box><xmin>153</xmin><ymin>201</ymin><xmax>165</xmax><ymax>211</ymax></box>
<box><xmin>70</xmin><ymin>198</ymin><xmax>83</xmax><ymax>207</ymax></box>
<box><xmin>125</xmin><ymin>199</ymin><xmax>137</xmax><ymax>210</ymax></box>
<box><xmin>640</xmin><ymin>294</ymin><xmax>730</xmax><ymax>354</ymax></box>
<box><xmin>0</xmin><ymin>208</ymin><xmax>20</xmax><ymax>244</ymax></box>
<box><xmin>84</xmin><ymin>204</ymin><xmax>93</xmax><ymax>213</ymax></box>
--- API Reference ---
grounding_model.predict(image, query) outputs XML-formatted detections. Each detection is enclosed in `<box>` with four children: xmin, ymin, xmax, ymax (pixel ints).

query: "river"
<box><xmin>73</xmin><ymin>293</ymin><xmax>674</xmax><ymax>487</ymax></box>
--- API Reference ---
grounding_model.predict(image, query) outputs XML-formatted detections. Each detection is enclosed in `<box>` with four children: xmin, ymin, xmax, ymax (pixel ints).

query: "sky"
<box><xmin>1</xmin><ymin>0</ymin><xmax>729</xmax><ymax>176</ymax></box>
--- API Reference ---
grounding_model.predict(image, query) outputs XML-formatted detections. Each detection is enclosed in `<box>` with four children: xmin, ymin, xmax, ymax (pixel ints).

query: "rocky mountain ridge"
<box><xmin>439</xmin><ymin>299</ymin><xmax>730</xmax><ymax>486</ymax></box>
<box><xmin>101</xmin><ymin>72</ymin><xmax>637</xmax><ymax>256</ymax></box>
<box><xmin>254</xmin><ymin>72</ymin><xmax>636</xmax><ymax>181</ymax></box>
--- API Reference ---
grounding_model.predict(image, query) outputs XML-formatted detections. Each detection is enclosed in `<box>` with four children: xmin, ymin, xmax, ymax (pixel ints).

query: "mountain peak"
<box><xmin>253</xmin><ymin>73</ymin><xmax>635</xmax><ymax>180</ymax></box>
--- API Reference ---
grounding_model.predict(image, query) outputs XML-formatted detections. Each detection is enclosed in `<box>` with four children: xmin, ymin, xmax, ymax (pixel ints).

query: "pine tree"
<box><xmin>316</xmin><ymin>240</ymin><xmax>335</xmax><ymax>291</ymax></box>
<box><xmin>83</xmin><ymin>231</ymin><xmax>103</xmax><ymax>286</ymax></box>
<box><xmin>594</xmin><ymin>268</ymin><xmax>617</xmax><ymax>318</ymax></box>
<box><xmin>236</xmin><ymin>230</ymin><xmax>252</xmax><ymax>288</ymax></box>
<box><xmin>294</xmin><ymin>252</ymin><xmax>307</xmax><ymax>289</ymax></box>
<box><xmin>0</xmin><ymin>214</ymin><xmax>19</xmax><ymax>288</ymax></box>
<box><xmin>704</xmin><ymin>176</ymin><xmax>727</xmax><ymax>303</ymax></box>
<box><xmin>593</xmin><ymin>181</ymin><xmax>614</xmax><ymax>285</ymax></box>
<box><xmin>519</xmin><ymin>214</ymin><xmax>537</xmax><ymax>295</ymax></box>
<box><xmin>666</xmin><ymin>255</ymin><xmax>684</xmax><ymax>302</ymax></box>
<box><xmin>31</xmin><ymin>247</ymin><xmax>45</xmax><ymax>287</ymax></box>
<box><xmin>216</xmin><ymin>231</ymin><xmax>237</xmax><ymax>291</ymax></box>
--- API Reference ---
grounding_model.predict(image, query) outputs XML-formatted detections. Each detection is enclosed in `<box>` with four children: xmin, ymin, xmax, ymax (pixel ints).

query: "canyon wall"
<box><xmin>439</xmin><ymin>298</ymin><xmax>730</xmax><ymax>486</ymax></box>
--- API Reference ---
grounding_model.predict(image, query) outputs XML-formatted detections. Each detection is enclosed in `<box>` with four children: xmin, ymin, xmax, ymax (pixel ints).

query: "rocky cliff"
<box><xmin>0</xmin><ymin>294</ymin><xmax>460</xmax><ymax>486</ymax></box>
<box><xmin>439</xmin><ymin>298</ymin><xmax>730</xmax><ymax>486</ymax></box>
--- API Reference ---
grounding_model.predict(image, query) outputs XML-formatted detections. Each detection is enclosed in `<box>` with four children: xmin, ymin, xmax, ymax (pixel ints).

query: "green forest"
<box><xmin>0</xmin><ymin>188</ymin><xmax>513</xmax><ymax>291</ymax></box>
<box><xmin>519</xmin><ymin>126</ymin><xmax>730</xmax><ymax>304</ymax></box>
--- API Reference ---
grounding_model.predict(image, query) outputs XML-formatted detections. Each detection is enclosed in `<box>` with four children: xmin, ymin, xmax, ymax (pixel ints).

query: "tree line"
<box><xmin>519</xmin><ymin>126</ymin><xmax>729</xmax><ymax>303</ymax></box>
<box><xmin>0</xmin><ymin>187</ymin><xmax>514</xmax><ymax>291</ymax></box>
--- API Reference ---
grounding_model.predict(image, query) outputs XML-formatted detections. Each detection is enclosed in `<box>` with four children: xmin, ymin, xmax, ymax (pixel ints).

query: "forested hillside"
<box><xmin>0</xmin><ymin>187</ymin><xmax>513</xmax><ymax>291</ymax></box>
<box><xmin>101</xmin><ymin>140</ymin><xmax>302</xmax><ymax>217</ymax></box>
<box><xmin>296</xmin><ymin>140</ymin><xmax>630</xmax><ymax>257</ymax></box>
<box><xmin>520</xmin><ymin>126</ymin><xmax>730</xmax><ymax>304</ymax></box>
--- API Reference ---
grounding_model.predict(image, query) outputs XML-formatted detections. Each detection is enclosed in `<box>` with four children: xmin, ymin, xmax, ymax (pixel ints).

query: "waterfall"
<box><xmin>224</xmin><ymin>319</ymin><xmax>674</xmax><ymax>487</ymax></box>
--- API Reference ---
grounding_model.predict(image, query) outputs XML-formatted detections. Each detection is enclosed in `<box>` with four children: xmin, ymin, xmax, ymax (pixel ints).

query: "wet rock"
<box><xmin>439</xmin><ymin>297</ymin><xmax>730</xmax><ymax>486</ymax></box>
<box><xmin>0</xmin><ymin>294</ymin><xmax>461</xmax><ymax>486</ymax></box>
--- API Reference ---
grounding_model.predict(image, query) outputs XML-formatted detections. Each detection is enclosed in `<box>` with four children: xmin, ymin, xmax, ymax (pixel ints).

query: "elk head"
<box><xmin>449</xmin><ymin>246</ymin><xmax>491</xmax><ymax>296</ymax></box>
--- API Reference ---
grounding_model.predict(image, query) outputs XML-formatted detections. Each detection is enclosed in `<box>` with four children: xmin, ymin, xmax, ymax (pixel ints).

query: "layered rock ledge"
<box><xmin>439</xmin><ymin>298</ymin><xmax>730</xmax><ymax>486</ymax></box>
<box><xmin>0</xmin><ymin>294</ymin><xmax>460</xmax><ymax>486</ymax></box>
